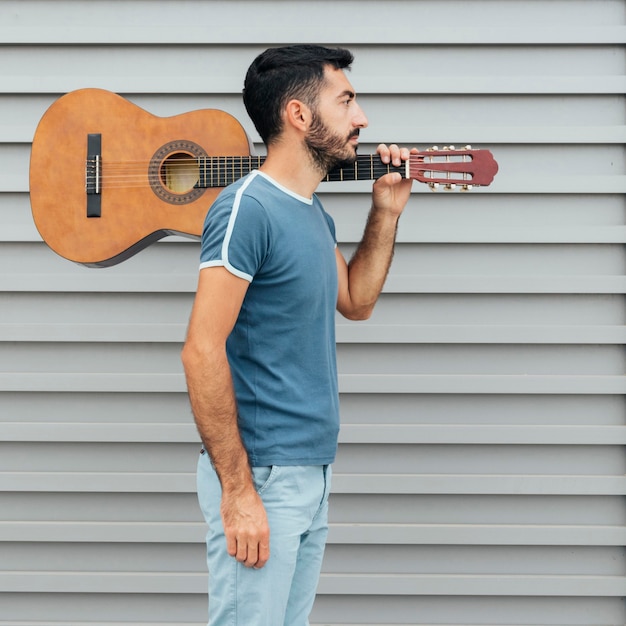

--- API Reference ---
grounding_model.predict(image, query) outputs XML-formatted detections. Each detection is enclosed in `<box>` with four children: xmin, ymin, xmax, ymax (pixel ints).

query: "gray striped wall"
<box><xmin>1</xmin><ymin>0</ymin><xmax>625</xmax><ymax>624</ymax></box>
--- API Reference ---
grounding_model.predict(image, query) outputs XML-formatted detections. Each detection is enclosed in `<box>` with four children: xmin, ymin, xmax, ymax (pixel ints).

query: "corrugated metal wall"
<box><xmin>1</xmin><ymin>0</ymin><xmax>625</xmax><ymax>624</ymax></box>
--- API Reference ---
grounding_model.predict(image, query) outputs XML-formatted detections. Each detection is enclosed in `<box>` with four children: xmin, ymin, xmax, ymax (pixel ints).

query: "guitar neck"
<box><xmin>195</xmin><ymin>154</ymin><xmax>404</xmax><ymax>188</ymax></box>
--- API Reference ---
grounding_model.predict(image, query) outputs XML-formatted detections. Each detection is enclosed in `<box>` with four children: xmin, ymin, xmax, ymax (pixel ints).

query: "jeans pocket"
<box><xmin>252</xmin><ymin>465</ymin><xmax>280</xmax><ymax>495</ymax></box>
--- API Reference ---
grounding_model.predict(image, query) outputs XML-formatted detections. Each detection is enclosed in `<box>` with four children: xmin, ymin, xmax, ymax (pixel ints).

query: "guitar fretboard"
<box><xmin>324</xmin><ymin>155</ymin><xmax>406</xmax><ymax>182</ymax></box>
<box><xmin>195</xmin><ymin>155</ymin><xmax>405</xmax><ymax>188</ymax></box>
<box><xmin>197</xmin><ymin>156</ymin><xmax>265</xmax><ymax>188</ymax></box>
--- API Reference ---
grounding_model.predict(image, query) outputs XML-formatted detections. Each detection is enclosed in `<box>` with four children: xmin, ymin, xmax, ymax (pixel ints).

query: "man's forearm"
<box><xmin>184</xmin><ymin>348</ymin><xmax>253</xmax><ymax>494</ymax></box>
<box><xmin>347</xmin><ymin>206</ymin><xmax>399</xmax><ymax>316</ymax></box>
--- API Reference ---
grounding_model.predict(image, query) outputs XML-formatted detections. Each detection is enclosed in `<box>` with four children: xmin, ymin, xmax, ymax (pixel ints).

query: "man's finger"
<box><xmin>225</xmin><ymin>532</ymin><xmax>237</xmax><ymax>558</ymax></box>
<box><xmin>254</xmin><ymin>542</ymin><xmax>270</xmax><ymax>569</ymax></box>
<box><xmin>243</xmin><ymin>541</ymin><xmax>258</xmax><ymax>568</ymax></box>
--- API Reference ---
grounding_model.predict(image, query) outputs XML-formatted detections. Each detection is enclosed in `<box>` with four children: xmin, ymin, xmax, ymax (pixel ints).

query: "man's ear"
<box><xmin>284</xmin><ymin>99</ymin><xmax>311</xmax><ymax>132</ymax></box>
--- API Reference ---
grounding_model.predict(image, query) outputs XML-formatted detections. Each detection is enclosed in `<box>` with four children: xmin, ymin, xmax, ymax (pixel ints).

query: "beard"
<box><xmin>305</xmin><ymin>111</ymin><xmax>359</xmax><ymax>176</ymax></box>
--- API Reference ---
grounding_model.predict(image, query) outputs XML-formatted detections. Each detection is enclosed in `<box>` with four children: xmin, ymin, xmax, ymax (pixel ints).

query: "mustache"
<box><xmin>348</xmin><ymin>129</ymin><xmax>360</xmax><ymax>140</ymax></box>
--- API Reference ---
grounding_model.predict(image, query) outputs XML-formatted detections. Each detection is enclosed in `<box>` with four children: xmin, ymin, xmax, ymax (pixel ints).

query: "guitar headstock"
<box><xmin>409</xmin><ymin>146</ymin><xmax>499</xmax><ymax>191</ymax></box>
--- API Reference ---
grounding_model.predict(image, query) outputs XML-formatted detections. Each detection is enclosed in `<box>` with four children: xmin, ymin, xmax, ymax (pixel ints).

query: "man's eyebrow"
<box><xmin>337</xmin><ymin>89</ymin><xmax>356</xmax><ymax>100</ymax></box>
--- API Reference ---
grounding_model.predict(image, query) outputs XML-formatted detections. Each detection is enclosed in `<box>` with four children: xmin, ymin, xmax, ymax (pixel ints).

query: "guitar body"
<box><xmin>30</xmin><ymin>88</ymin><xmax>251</xmax><ymax>266</ymax></box>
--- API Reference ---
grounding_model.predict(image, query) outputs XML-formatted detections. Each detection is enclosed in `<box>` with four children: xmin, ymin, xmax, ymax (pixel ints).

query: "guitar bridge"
<box><xmin>85</xmin><ymin>133</ymin><xmax>102</xmax><ymax>218</ymax></box>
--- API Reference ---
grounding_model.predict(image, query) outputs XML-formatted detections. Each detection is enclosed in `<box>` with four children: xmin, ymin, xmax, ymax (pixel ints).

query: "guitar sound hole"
<box><xmin>149</xmin><ymin>140</ymin><xmax>207</xmax><ymax>205</ymax></box>
<box><xmin>160</xmin><ymin>152</ymin><xmax>199</xmax><ymax>193</ymax></box>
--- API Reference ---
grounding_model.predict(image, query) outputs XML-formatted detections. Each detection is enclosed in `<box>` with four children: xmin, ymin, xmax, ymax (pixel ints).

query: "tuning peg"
<box><xmin>444</xmin><ymin>183</ymin><xmax>456</xmax><ymax>191</ymax></box>
<box><xmin>449</xmin><ymin>145</ymin><xmax>456</xmax><ymax>150</ymax></box>
<box><xmin>428</xmin><ymin>182</ymin><xmax>439</xmax><ymax>191</ymax></box>
<box><xmin>464</xmin><ymin>145</ymin><xmax>472</xmax><ymax>150</ymax></box>
<box><xmin>461</xmin><ymin>184</ymin><xmax>473</xmax><ymax>192</ymax></box>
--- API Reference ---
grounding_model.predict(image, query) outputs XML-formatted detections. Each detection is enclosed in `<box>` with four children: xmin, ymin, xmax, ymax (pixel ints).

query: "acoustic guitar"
<box><xmin>29</xmin><ymin>88</ymin><xmax>498</xmax><ymax>267</ymax></box>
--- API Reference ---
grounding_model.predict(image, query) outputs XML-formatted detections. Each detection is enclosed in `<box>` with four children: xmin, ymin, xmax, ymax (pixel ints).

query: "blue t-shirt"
<box><xmin>199</xmin><ymin>171</ymin><xmax>340</xmax><ymax>466</ymax></box>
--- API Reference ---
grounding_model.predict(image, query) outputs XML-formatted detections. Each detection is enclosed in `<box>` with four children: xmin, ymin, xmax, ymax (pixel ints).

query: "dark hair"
<box><xmin>243</xmin><ymin>45</ymin><xmax>354</xmax><ymax>145</ymax></box>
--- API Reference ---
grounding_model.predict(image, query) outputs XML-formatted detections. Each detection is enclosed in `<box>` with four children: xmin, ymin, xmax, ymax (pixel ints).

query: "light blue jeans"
<box><xmin>197</xmin><ymin>451</ymin><xmax>332</xmax><ymax>626</ymax></box>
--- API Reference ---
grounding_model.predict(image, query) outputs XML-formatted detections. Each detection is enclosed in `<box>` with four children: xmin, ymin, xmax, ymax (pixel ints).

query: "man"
<box><xmin>181</xmin><ymin>44</ymin><xmax>416</xmax><ymax>626</ymax></box>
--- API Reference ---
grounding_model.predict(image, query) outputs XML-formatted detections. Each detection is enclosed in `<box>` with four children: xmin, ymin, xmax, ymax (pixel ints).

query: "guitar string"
<box><xmin>87</xmin><ymin>155</ymin><xmax>476</xmax><ymax>188</ymax></box>
<box><xmin>89</xmin><ymin>160</ymin><xmax>396</xmax><ymax>187</ymax></box>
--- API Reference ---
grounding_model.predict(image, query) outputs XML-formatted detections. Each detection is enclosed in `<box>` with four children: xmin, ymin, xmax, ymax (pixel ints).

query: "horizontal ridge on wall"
<box><xmin>0</xmin><ymin>471</ymin><xmax>624</xmax><ymax>495</ymax></box>
<box><xmin>1</xmin><ymin>422</ymin><xmax>626</xmax><ymax>445</ymax></box>
<box><xmin>1</xmin><ymin>372</ymin><xmax>626</xmax><ymax>394</ymax></box>
<box><xmin>6</xmin><ymin>124</ymin><xmax>626</xmax><ymax>145</ymax></box>
<box><xmin>2</xmin><ymin>322</ymin><xmax>626</xmax><ymax>344</ymax></box>
<box><xmin>0</xmin><ymin>570</ymin><xmax>624</xmax><ymax>596</ymax></box>
<box><xmin>3</xmin><ymin>273</ymin><xmax>626</xmax><ymax>293</ymax></box>
<box><xmin>2</xmin><ymin>520</ymin><xmax>625</xmax><ymax>546</ymax></box>
<box><xmin>2</xmin><ymin>75</ymin><xmax>625</xmax><ymax>95</ymax></box>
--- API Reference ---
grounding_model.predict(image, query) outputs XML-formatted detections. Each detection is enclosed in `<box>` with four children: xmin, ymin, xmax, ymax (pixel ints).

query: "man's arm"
<box><xmin>181</xmin><ymin>266</ymin><xmax>270</xmax><ymax>569</ymax></box>
<box><xmin>336</xmin><ymin>144</ymin><xmax>417</xmax><ymax>320</ymax></box>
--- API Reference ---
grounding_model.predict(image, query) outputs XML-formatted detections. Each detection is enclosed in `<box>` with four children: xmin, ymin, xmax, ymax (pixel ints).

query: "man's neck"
<box><xmin>259</xmin><ymin>141</ymin><xmax>325</xmax><ymax>200</ymax></box>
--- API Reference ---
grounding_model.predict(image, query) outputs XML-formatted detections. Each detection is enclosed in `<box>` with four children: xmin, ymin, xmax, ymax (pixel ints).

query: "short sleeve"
<box><xmin>200</xmin><ymin>189</ymin><xmax>271</xmax><ymax>282</ymax></box>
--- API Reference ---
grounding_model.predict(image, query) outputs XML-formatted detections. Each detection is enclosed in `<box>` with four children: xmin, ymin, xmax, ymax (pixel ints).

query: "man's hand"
<box><xmin>221</xmin><ymin>487</ymin><xmax>270</xmax><ymax>569</ymax></box>
<box><xmin>373</xmin><ymin>143</ymin><xmax>418</xmax><ymax>217</ymax></box>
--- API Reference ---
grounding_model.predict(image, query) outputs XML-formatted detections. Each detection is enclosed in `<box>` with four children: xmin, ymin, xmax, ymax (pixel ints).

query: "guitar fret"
<box><xmin>197</xmin><ymin>158</ymin><xmax>204</xmax><ymax>189</ymax></box>
<box><xmin>360</xmin><ymin>156</ymin><xmax>370</xmax><ymax>181</ymax></box>
<box><xmin>218</xmin><ymin>157</ymin><xmax>223</xmax><ymax>186</ymax></box>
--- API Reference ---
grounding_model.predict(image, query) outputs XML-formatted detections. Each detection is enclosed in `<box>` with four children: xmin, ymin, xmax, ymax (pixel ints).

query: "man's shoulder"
<box><xmin>208</xmin><ymin>174</ymin><xmax>266</xmax><ymax>218</ymax></box>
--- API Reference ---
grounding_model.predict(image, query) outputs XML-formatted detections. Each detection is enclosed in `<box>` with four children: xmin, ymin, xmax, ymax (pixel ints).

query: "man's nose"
<box><xmin>353</xmin><ymin>103</ymin><xmax>368</xmax><ymax>128</ymax></box>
